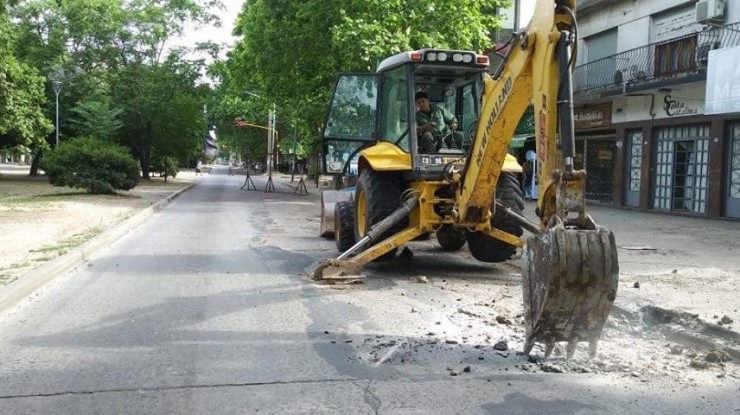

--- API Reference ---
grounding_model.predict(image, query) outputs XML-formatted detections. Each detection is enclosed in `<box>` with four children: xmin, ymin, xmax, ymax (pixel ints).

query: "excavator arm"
<box><xmin>460</xmin><ymin>0</ymin><xmax>574</xmax><ymax>226</ymax></box>
<box><xmin>460</xmin><ymin>0</ymin><xmax>619</xmax><ymax>359</ymax></box>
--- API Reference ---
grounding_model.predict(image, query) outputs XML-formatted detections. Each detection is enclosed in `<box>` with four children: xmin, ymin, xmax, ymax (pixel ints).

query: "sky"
<box><xmin>170</xmin><ymin>1</ymin><xmax>243</xmax><ymax>60</ymax></box>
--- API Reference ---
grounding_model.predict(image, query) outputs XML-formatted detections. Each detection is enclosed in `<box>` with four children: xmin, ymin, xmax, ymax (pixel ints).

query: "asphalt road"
<box><xmin>0</xmin><ymin>167</ymin><xmax>737</xmax><ymax>414</ymax></box>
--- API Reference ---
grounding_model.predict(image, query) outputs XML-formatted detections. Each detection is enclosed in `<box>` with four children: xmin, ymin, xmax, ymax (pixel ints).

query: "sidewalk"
<box><xmin>0</xmin><ymin>164</ymin><xmax>197</xmax><ymax>312</ymax></box>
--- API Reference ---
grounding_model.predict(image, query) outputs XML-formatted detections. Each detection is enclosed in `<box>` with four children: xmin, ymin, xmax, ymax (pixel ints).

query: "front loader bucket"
<box><xmin>522</xmin><ymin>217</ymin><xmax>619</xmax><ymax>359</ymax></box>
<box><xmin>319</xmin><ymin>190</ymin><xmax>353</xmax><ymax>237</ymax></box>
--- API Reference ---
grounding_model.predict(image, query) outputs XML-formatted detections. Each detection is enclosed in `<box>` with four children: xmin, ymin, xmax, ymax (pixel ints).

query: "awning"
<box><xmin>509</xmin><ymin>134</ymin><xmax>533</xmax><ymax>149</ymax></box>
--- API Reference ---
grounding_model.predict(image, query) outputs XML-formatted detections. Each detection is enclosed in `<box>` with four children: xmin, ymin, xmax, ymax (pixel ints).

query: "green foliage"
<box><xmin>40</xmin><ymin>136</ymin><xmax>140</xmax><ymax>194</ymax></box>
<box><xmin>69</xmin><ymin>99</ymin><xmax>124</xmax><ymax>140</ymax></box>
<box><xmin>226</xmin><ymin>0</ymin><xmax>508</xmax><ymax>161</ymax></box>
<box><xmin>12</xmin><ymin>0</ymin><xmax>221</xmax><ymax>176</ymax></box>
<box><xmin>0</xmin><ymin>10</ymin><xmax>54</xmax><ymax>149</ymax></box>
<box><xmin>151</xmin><ymin>155</ymin><xmax>179</xmax><ymax>181</ymax></box>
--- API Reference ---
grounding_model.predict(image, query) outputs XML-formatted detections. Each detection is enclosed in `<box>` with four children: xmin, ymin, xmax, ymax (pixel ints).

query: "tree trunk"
<box><xmin>29</xmin><ymin>149</ymin><xmax>43</xmax><ymax>177</ymax></box>
<box><xmin>140</xmin><ymin>149</ymin><xmax>151</xmax><ymax>179</ymax></box>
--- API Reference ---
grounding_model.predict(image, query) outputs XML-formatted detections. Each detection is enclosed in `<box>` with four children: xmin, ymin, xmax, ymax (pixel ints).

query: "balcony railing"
<box><xmin>573</xmin><ymin>21</ymin><xmax>740</xmax><ymax>97</ymax></box>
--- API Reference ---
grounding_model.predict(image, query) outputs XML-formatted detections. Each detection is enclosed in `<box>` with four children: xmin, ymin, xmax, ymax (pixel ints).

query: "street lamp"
<box><xmin>51</xmin><ymin>79</ymin><xmax>63</xmax><ymax>147</ymax></box>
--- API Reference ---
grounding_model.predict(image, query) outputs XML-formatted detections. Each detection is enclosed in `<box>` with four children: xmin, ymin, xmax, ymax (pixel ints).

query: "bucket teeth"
<box><xmin>521</xmin><ymin>219</ymin><xmax>619</xmax><ymax>359</ymax></box>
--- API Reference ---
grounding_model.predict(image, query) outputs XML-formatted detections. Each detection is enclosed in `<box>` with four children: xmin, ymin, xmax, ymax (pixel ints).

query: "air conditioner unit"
<box><xmin>696</xmin><ymin>0</ymin><xmax>725</xmax><ymax>24</ymax></box>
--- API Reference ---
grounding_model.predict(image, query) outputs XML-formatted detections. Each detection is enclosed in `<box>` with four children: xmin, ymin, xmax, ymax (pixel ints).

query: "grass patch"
<box><xmin>33</xmin><ymin>256</ymin><xmax>56</xmax><ymax>262</ymax></box>
<box><xmin>0</xmin><ymin>273</ymin><xmax>16</xmax><ymax>285</ymax></box>
<box><xmin>29</xmin><ymin>226</ymin><xmax>104</xmax><ymax>255</ymax></box>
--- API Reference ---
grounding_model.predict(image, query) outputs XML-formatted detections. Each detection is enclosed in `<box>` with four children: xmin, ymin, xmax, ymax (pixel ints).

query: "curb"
<box><xmin>0</xmin><ymin>182</ymin><xmax>197</xmax><ymax>315</ymax></box>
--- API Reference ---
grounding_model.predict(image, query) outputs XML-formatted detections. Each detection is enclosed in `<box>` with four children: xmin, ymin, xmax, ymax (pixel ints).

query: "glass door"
<box><xmin>726</xmin><ymin>123</ymin><xmax>740</xmax><ymax>218</ymax></box>
<box><xmin>624</xmin><ymin>129</ymin><xmax>642</xmax><ymax>207</ymax></box>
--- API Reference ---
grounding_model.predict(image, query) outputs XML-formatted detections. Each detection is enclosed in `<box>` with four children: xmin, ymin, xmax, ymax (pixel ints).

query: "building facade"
<box><xmin>573</xmin><ymin>0</ymin><xmax>740</xmax><ymax>218</ymax></box>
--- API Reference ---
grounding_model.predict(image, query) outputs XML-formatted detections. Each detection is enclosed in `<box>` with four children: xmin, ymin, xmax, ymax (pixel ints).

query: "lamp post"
<box><xmin>51</xmin><ymin>79</ymin><xmax>63</xmax><ymax>147</ymax></box>
<box><xmin>291</xmin><ymin>123</ymin><xmax>297</xmax><ymax>182</ymax></box>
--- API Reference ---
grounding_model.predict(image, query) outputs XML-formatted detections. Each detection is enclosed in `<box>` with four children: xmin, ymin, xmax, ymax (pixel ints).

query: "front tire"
<box><xmin>335</xmin><ymin>201</ymin><xmax>356</xmax><ymax>253</ymax></box>
<box><xmin>354</xmin><ymin>168</ymin><xmax>403</xmax><ymax>261</ymax></box>
<box><xmin>466</xmin><ymin>172</ymin><xmax>525</xmax><ymax>262</ymax></box>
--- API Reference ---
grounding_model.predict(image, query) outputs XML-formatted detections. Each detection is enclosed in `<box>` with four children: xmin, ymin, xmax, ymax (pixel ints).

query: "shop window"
<box><xmin>653</xmin><ymin>125</ymin><xmax>710</xmax><ymax>214</ymax></box>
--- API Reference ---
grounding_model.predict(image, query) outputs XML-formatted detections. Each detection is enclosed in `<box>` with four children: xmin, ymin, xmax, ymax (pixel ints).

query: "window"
<box><xmin>653</xmin><ymin>124</ymin><xmax>710</xmax><ymax>213</ymax></box>
<box><xmin>628</xmin><ymin>130</ymin><xmax>643</xmax><ymax>191</ymax></box>
<box><xmin>460</xmin><ymin>83</ymin><xmax>480</xmax><ymax>149</ymax></box>
<box><xmin>323</xmin><ymin>73</ymin><xmax>378</xmax><ymax>174</ymax></box>
<box><xmin>583</xmin><ymin>29</ymin><xmax>618</xmax><ymax>89</ymax></box>
<box><xmin>378</xmin><ymin>66</ymin><xmax>410</xmax><ymax>152</ymax></box>
<box><xmin>655</xmin><ymin>35</ymin><xmax>697</xmax><ymax>76</ymax></box>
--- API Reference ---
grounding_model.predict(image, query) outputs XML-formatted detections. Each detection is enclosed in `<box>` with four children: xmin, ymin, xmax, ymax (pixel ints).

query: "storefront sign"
<box><xmin>663</xmin><ymin>95</ymin><xmax>700</xmax><ymax>117</ymax></box>
<box><xmin>574</xmin><ymin>103</ymin><xmax>612</xmax><ymax>130</ymax></box>
<box><xmin>706</xmin><ymin>45</ymin><xmax>740</xmax><ymax>115</ymax></box>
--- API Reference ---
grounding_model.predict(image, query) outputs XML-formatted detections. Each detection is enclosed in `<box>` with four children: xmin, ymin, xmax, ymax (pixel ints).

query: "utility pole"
<box><xmin>264</xmin><ymin>104</ymin><xmax>275</xmax><ymax>192</ymax></box>
<box><xmin>291</xmin><ymin>123</ymin><xmax>297</xmax><ymax>182</ymax></box>
<box><xmin>52</xmin><ymin>80</ymin><xmax>63</xmax><ymax>147</ymax></box>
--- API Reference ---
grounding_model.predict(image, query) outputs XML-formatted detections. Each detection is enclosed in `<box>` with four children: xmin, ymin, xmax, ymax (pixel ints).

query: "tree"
<box><xmin>69</xmin><ymin>99</ymin><xmax>124</xmax><ymax>140</ymax></box>
<box><xmin>11</xmin><ymin>0</ymin><xmax>223</xmax><ymax>178</ymax></box>
<box><xmin>0</xmin><ymin>3</ymin><xmax>53</xmax><ymax>154</ymax></box>
<box><xmin>228</xmin><ymin>0</ymin><xmax>508</xmax><ymax>158</ymax></box>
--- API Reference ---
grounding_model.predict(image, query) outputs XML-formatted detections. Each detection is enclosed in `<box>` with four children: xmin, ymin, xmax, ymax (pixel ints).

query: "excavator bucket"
<box><xmin>319</xmin><ymin>190</ymin><xmax>353</xmax><ymax>237</ymax></box>
<box><xmin>521</xmin><ymin>217</ymin><xmax>619</xmax><ymax>359</ymax></box>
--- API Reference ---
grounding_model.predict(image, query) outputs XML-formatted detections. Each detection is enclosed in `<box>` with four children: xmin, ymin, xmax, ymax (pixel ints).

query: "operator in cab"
<box><xmin>414</xmin><ymin>91</ymin><xmax>463</xmax><ymax>153</ymax></box>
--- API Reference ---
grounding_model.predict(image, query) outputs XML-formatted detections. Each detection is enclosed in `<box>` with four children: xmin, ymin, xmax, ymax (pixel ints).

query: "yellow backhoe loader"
<box><xmin>316</xmin><ymin>0</ymin><xmax>619</xmax><ymax>359</ymax></box>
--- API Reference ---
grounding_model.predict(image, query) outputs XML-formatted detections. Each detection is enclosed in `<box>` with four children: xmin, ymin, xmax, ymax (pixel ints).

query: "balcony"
<box><xmin>573</xmin><ymin>21</ymin><xmax>740</xmax><ymax>101</ymax></box>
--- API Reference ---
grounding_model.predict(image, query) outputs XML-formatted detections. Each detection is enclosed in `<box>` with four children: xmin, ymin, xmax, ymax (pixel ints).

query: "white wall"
<box><xmin>577</xmin><ymin>0</ymin><xmax>731</xmax><ymax>59</ymax></box>
<box><xmin>617</xmin><ymin>17</ymin><xmax>651</xmax><ymax>52</ymax></box>
<box><xmin>728</xmin><ymin>0</ymin><xmax>740</xmax><ymax>24</ymax></box>
<box><xmin>611</xmin><ymin>82</ymin><xmax>708</xmax><ymax>123</ymax></box>
<box><xmin>500</xmin><ymin>0</ymin><xmax>537</xmax><ymax>31</ymax></box>
<box><xmin>500</xmin><ymin>4</ymin><xmax>516</xmax><ymax>30</ymax></box>
<box><xmin>578</xmin><ymin>0</ymin><xmax>636</xmax><ymax>39</ymax></box>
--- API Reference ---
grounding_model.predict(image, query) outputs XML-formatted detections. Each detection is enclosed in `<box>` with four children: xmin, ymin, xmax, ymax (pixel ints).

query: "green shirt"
<box><xmin>416</xmin><ymin>104</ymin><xmax>457</xmax><ymax>137</ymax></box>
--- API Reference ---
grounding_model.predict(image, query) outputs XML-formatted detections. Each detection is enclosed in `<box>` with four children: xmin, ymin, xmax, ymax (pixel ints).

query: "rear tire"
<box><xmin>466</xmin><ymin>172</ymin><xmax>525</xmax><ymax>262</ymax></box>
<box><xmin>335</xmin><ymin>201</ymin><xmax>356</xmax><ymax>253</ymax></box>
<box><xmin>354</xmin><ymin>168</ymin><xmax>403</xmax><ymax>261</ymax></box>
<box><xmin>436</xmin><ymin>224</ymin><xmax>466</xmax><ymax>251</ymax></box>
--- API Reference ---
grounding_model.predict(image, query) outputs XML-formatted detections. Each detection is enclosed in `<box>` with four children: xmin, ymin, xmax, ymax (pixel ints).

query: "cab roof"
<box><xmin>375</xmin><ymin>48</ymin><xmax>490</xmax><ymax>73</ymax></box>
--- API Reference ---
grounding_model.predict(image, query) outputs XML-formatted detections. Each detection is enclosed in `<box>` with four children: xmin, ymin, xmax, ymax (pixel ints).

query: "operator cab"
<box><xmin>322</xmin><ymin>49</ymin><xmax>489</xmax><ymax>179</ymax></box>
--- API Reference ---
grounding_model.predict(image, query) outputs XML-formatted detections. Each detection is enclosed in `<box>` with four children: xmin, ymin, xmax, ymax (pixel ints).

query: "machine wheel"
<box><xmin>354</xmin><ymin>168</ymin><xmax>403</xmax><ymax>261</ymax></box>
<box><xmin>334</xmin><ymin>201</ymin><xmax>356</xmax><ymax>253</ymax></box>
<box><xmin>466</xmin><ymin>172</ymin><xmax>525</xmax><ymax>262</ymax></box>
<box><xmin>436</xmin><ymin>224</ymin><xmax>466</xmax><ymax>251</ymax></box>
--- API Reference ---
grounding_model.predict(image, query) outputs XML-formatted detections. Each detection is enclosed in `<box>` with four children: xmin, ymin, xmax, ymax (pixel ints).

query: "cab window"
<box><xmin>377</xmin><ymin>66</ymin><xmax>410</xmax><ymax>152</ymax></box>
<box><xmin>323</xmin><ymin>74</ymin><xmax>378</xmax><ymax>174</ymax></box>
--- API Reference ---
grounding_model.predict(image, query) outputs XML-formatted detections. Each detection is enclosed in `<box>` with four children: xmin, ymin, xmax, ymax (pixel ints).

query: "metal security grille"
<box><xmin>731</xmin><ymin>124</ymin><xmax>740</xmax><ymax>199</ymax></box>
<box><xmin>653</xmin><ymin>125</ymin><xmax>710</xmax><ymax>213</ymax></box>
<box><xmin>628</xmin><ymin>130</ymin><xmax>643</xmax><ymax>191</ymax></box>
<box><xmin>574</xmin><ymin>136</ymin><xmax>616</xmax><ymax>202</ymax></box>
<box><xmin>654</xmin><ymin>140</ymin><xmax>674</xmax><ymax>210</ymax></box>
